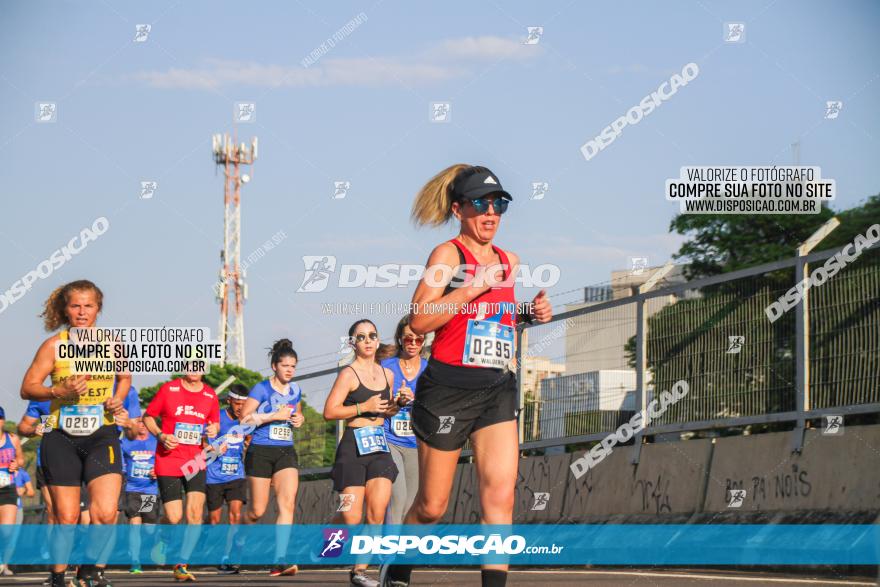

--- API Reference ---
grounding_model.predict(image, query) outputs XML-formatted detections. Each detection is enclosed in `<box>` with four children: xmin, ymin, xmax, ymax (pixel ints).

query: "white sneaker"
<box><xmin>0</xmin><ymin>564</ymin><xmax>14</xmax><ymax>576</ymax></box>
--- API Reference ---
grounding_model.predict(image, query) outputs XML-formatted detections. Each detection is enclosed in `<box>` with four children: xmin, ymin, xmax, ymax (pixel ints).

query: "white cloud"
<box><xmin>128</xmin><ymin>36</ymin><xmax>540</xmax><ymax>90</ymax></box>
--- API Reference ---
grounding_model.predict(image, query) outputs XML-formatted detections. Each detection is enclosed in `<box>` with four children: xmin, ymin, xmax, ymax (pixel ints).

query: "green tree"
<box><xmin>621</xmin><ymin>194</ymin><xmax>880</xmax><ymax>434</ymax></box>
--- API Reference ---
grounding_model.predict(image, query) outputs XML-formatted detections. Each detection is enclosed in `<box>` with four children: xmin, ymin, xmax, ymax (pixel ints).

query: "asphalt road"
<box><xmin>2</xmin><ymin>568</ymin><xmax>878</xmax><ymax>586</ymax></box>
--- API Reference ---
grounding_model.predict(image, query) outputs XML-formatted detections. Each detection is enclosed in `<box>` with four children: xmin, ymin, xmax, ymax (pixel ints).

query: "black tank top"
<box><xmin>342</xmin><ymin>365</ymin><xmax>391</xmax><ymax>419</ymax></box>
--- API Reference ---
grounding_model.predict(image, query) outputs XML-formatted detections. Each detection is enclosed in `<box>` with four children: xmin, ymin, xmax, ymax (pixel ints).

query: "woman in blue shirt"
<box><xmin>239</xmin><ymin>339</ymin><xmax>304</xmax><ymax>577</ymax></box>
<box><xmin>381</xmin><ymin>317</ymin><xmax>427</xmax><ymax>525</ymax></box>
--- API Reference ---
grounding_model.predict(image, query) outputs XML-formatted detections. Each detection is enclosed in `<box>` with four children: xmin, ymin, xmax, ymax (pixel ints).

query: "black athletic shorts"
<box><xmin>411</xmin><ymin>360</ymin><xmax>519</xmax><ymax>451</ymax></box>
<box><xmin>206</xmin><ymin>478</ymin><xmax>247</xmax><ymax>511</ymax></box>
<box><xmin>80</xmin><ymin>484</ymin><xmax>90</xmax><ymax>511</ymax></box>
<box><xmin>244</xmin><ymin>444</ymin><xmax>298</xmax><ymax>478</ymax></box>
<box><xmin>0</xmin><ymin>486</ymin><xmax>16</xmax><ymax>506</ymax></box>
<box><xmin>41</xmin><ymin>425</ymin><xmax>123</xmax><ymax>486</ymax></box>
<box><xmin>35</xmin><ymin>465</ymin><xmax>45</xmax><ymax>490</ymax></box>
<box><xmin>158</xmin><ymin>470</ymin><xmax>207</xmax><ymax>503</ymax></box>
<box><xmin>122</xmin><ymin>491</ymin><xmax>160</xmax><ymax>523</ymax></box>
<box><xmin>330</xmin><ymin>427</ymin><xmax>398</xmax><ymax>492</ymax></box>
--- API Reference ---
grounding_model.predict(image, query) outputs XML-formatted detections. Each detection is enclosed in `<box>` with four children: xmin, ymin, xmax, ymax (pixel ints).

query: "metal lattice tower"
<box><xmin>212</xmin><ymin>132</ymin><xmax>257</xmax><ymax>367</ymax></box>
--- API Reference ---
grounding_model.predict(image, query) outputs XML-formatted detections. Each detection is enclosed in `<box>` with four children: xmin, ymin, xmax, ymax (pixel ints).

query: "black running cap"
<box><xmin>452</xmin><ymin>167</ymin><xmax>513</xmax><ymax>201</ymax></box>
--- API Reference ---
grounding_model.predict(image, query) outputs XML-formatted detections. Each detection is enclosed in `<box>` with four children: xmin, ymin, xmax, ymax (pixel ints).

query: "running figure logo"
<box><xmin>724</xmin><ymin>22</ymin><xmax>745</xmax><ymax>43</ymax></box>
<box><xmin>319</xmin><ymin>528</ymin><xmax>348</xmax><ymax>558</ymax></box>
<box><xmin>523</xmin><ymin>26</ymin><xmax>543</xmax><ymax>45</ymax></box>
<box><xmin>824</xmin><ymin>101</ymin><xmax>843</xmax><ymax>120</ymax></box>
<box><xmin>437</xmin><ymin>416</ymin><xmax>455</xmax><ymax>434</ymax></box>
<box><xmin>297</xmin><ymin>256</ymin><xmax>337</xmax><ymax>293</ymax></box>
<box><xmin>823</xmin><ymin>415</ymin><xmax>844</xmax><ymax>435</ymax></box>
<box><xmin>36</xmin><ymin>102</ymin><xmax>57</xmax><ymax>123</ymax></box>
<box><xmin>138</xmin><ymin>495</ymin><xmax>157</xmax><ymax>513</ymax></box>
<box><xmin>726</xmin><ymin>336</ymin><xmax>745</xmax><ymax>354</ymax></box>
<box><xmin>236</xmin><ymin>102</ymin><xmax>256</xmax><ymax>123</ymax></box>
<box><xmin>333</xmin><ymin>181</ymin><xmax>351</xmax><ymax>199</ymax></box>
<box><xmin>430</xmin><ymin>102</ymin><xmax>451</xmax><ymax>123</ymax></box>
<box><xmin>140</xmin><ymin>181</ymin><xmax>158</xmax><ymax>200</ymax></box>
<box><xmin>726</xmin><ymin>489</ymin><xmax>746</xmax><ymax>508</ymax></box>
<box><xmin>134</xmin><ymin>24</ymin><xmax>151</xmax><ymax>42</ymax></box>
<box><xmin>531</xmin><ymin>182</ymin><xmax>549</xmax><ymax>201</ymax></box>
<box><xmin>531</xmin><ymin>492</ymin><xmax>550</xmax><ymax>511</ymax></box>
<box><xmin>630</xmin><ymin>257</ymin><xmax>648</xmax><ymax>276</ymax></box>
<box><xmin>337</xmin><ymin>494</ymin><xmax>355</xmax><ymax>512</ymax></box>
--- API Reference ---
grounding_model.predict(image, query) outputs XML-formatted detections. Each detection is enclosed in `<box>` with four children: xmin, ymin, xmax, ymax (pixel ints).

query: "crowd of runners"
<box><xmin>0</xmin><ymin>164</ymin><xmax>551</xmax><ymax>587</ymax></box>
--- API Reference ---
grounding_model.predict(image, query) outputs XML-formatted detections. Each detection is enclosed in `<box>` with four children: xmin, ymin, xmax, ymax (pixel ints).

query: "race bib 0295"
<box><xmin>462</xmin><ymin>319</ymin><xmax>514</xmax><ymax>368</ymax></box>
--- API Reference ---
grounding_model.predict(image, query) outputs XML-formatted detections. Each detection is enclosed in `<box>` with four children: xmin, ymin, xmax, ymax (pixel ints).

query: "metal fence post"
<box><xmin>517</xmin><ymin>324</ymin><xmax>526</xmax><ymax>445</ymax></box>
<box><xmin>631</xmin><ymin>262</ymin><xmax>674</xmax><ymax>465</ymax></box>
<box><xmin>630</xmin><ymin>297</ymin><xmax>647</xmax><ymax>465</ymax></box>
<box><xmin>791</xmin><ymin>218</ymin><xmax>839</xmax><ymax>453</ymax></box>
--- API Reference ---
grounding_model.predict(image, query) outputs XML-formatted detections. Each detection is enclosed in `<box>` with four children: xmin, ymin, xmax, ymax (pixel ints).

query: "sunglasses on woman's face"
<box><xmin>402</xmin><ymin>335</ymin><xmax>425</xmax><ymax>346</ymax></box>
<box><xmin>468</xmin><ymin>197</ymin><xmax>509</xmax><ymax>215</ymax></box>
<box><xmin>354</xmin><ymin>332</ymin><xmax>378</xmax><ymax>343</ymax></box>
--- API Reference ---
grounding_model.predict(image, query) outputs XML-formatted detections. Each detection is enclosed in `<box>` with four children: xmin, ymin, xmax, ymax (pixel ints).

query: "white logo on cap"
<box><xmin>484</xmin><ymin>176</ymin><xmax>498</xmax><ymax>185</ymax></box>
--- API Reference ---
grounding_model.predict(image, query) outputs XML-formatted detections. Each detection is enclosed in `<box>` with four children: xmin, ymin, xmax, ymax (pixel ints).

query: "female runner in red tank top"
<box><xmin>380</xmin><ymin>165</ymin><xmax>552</xmax><ymax>587</ymax></box>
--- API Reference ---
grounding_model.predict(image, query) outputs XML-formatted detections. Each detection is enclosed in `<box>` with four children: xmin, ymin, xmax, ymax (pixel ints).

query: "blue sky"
<box><xmin>1</xmin><ymin>0</ymin><xmax>879</xmax><ymax>419</ymax></box>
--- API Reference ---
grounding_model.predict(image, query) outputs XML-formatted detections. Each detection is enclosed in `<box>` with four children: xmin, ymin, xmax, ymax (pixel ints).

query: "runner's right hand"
<box><xmin>363</xmin><ymin>393</ymin><xmax>390</xmax><ymax>415</ymax></box>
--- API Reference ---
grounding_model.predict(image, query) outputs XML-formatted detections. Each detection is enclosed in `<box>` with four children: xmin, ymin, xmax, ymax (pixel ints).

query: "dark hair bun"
<box><xmin>272</xmin><ymin>338</ymin><xmax>293</xmax><ymax>353</ymax></box>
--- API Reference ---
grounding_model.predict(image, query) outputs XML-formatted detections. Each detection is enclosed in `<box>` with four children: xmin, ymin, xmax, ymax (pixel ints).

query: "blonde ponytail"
<box><xmin>411</xmin><ymin>163</ymin><xmax>472</xmax><ymax>227</ymax></box>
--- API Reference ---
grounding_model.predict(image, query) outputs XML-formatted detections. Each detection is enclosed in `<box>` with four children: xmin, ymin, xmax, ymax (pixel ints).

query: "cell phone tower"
<box><xmin>212</xmin><ymin>132</ymin><xmax>258</xmax><ymax>367</ymax></box>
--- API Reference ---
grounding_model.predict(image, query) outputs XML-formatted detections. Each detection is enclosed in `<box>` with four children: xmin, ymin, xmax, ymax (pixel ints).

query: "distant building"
<box><xmin>538</xmin><ymin>370</ymin><xmax>637</xmax><ymax>440</ymax></box>
<box><xmin>521</xmin><ymin>356</ymin><xmax>565</xmax><ymax>397</ymax></box>
<box><xmin>563</xmin><ymin>264</ymin><xmax>688</xmax><ymax>375</ymax></box>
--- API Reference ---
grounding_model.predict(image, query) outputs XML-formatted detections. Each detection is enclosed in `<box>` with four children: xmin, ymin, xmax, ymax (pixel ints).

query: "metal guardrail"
<box><xmin>262</xmin><ymin>240</ymin><xmax>880</xmax><ymax>476</ymax></box>
<box><xmin>516</xmin><ymin>241</ymin><xmax>880</xmax><ymax>461</ymax></box>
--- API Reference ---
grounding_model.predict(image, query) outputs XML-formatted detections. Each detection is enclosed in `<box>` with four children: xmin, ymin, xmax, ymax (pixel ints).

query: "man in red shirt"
<box><xmin>144</xmin><ymin>372</ymin><xmax>219</xmax><ymax>581</ymax></box>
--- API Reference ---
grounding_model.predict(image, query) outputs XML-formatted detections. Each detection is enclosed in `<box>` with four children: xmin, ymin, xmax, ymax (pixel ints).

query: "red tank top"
<box><xmin>431</xmin><ymin>238</ymin><xmax>517</xmax><ymax>368</ymax></box>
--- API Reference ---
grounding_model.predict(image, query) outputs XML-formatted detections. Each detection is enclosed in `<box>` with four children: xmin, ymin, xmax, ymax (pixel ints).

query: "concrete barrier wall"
<box><xmin>294</xmin><ymin>424</ymin><xmax>880</xmax><ymax>524</ymax></box>
<box><xmin>705</xmin><ymin>426</ymin><xmax>880</xmax><ymax>512</ymax></box>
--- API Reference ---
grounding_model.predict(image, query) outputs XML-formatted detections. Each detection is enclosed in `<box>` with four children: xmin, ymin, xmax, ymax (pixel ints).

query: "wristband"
<box><xmin>356</xmin><ymin>403</ymin><xmax>361</xmax><ymax>417</ymax></box>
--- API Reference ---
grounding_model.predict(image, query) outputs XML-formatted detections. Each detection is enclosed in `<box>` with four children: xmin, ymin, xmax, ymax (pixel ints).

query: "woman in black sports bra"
<box><xmin>323</xmin><ymin>319</ymin><xmax>409</xmax><ymax>587</ymax></box>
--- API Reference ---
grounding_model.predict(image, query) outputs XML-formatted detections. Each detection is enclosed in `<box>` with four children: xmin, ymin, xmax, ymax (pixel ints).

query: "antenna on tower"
<box><xmin>212</xmin><ymin>132</ymin><xmax>257</xmax><ymax>367</ymax></box>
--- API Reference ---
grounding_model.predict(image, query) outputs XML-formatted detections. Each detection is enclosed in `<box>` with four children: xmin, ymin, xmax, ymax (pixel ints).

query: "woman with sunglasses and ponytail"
<box><xmin>380</xmin><ymin>165</ymin><xmax>552</xmax><ymax>587</ymax></box>
<box><xmin>380</xmin><ymin>317</ymin><xmax>426</xmax><ymax>526</ymax></box>
<box><xmin>324</xmin><ymin>319</ymin><xmax>403</xmax><ymax>587</ymax></box>
<box><xmin>239</xmin><ymin>338</ymin><xmax>304</xmax><ymax>577</ymax></box>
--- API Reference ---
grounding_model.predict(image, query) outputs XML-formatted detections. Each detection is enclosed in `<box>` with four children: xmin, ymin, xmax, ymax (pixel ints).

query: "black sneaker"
<box><xmin>92</xmin><ymin>569</ymin><xmax>113</xmax><ymax>587</ymax></box>
<box><xmin>217</xmin><ymin>559</ymin><xmax>241</xmax><ymax>575</ymax></box>
<box><xmin>50</xmin><ymin>572</ymin><xmax>65</xmax><ymax>587</ymax></box>
<box><xmin>70</xmin><ymin>565</ymin><xmax>93</xmax><ymax>587</ymax></box>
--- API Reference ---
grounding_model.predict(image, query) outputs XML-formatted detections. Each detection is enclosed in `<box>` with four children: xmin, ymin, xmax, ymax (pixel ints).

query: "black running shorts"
<box><xmin>330</xmin><ymin>427</ymin><xmax>398</xmax><ymax>492</ymax></box>
<box><xmin>41</xmin><ymin>425</ymin><xmax>123</xmax><ymax>486</ymax></box>
<box><xmin>411</xmin><ymin>362</ymin><xmax>519</xmax><ymax>451</ymax></box>
<box><xmin>206</xmin><ymin>478</ymin><xmax>247</xmax><ymax>511</ymax></box>
<box><xmin>244</xmin><ymin>444</ymin><xmax>299</xmax><ymax>478</ymax></box>
<box><xmin>157</xmin><ymin>470</ymin><xmax>206</xmax><ymax>503</ymax></box>
<box><xmin>122</xmin><ymin>491</ymin><xmax>161</xmax><ymax>523</ymax></box>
